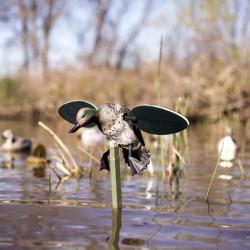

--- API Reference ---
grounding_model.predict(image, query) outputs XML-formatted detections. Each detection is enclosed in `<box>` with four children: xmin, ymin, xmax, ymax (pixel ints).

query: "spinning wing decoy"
<box><xmin>58</xmin><ymin>101</ymin><xmax>189</xmax><ymax>176</ymax></box>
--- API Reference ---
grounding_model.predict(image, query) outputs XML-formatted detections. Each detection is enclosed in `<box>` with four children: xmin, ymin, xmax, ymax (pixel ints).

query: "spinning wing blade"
<box><xmin>128</xmin><ymin>105</ymin><xmax>189</xmax><ymax>135</ymax></box>
<box><xmin>58</xmin><ymin>100</ymin><xmax>97</xmax><ymax>127</ymax></box>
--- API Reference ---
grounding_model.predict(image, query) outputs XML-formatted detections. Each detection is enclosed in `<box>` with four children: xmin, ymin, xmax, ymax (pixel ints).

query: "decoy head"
<box><xmin>68</xmin><ymin>108</ymin><xmax>98</xmax><ymax>133</ymax></box>
<box><xmin>1</xmin><ymin>129</ymin><xmax>14</xmax><ymax>140</ymax></box>
<box><xmin>225</xmin><ymin>127</ymin><xmax>233</xmax><ymax>136</ymax></box>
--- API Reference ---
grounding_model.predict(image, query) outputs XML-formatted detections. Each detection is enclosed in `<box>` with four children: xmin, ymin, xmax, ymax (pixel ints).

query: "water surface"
<box><xmin>0</xmin><ymin>121</ymin><xmax>250</xmax><ymax>249</ymax></box>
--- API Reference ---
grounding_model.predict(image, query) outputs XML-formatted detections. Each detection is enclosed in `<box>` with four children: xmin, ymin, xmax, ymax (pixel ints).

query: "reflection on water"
<box><xmin>108</xmin><ymin>209</ymin><xmax>122</xmax><ymax>250</ymax></box>
<box><xmin>0</xmin><ymin>151</ymin><xmax>29</xmax><ymax>169</ymax></box>
<box><xmin>0</xmin><ymin>121</ymin><xmax>250</xmax><ymax>249</ymax></box>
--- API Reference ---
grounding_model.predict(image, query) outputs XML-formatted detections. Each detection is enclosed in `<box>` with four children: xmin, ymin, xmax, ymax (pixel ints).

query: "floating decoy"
<box><xmin>151</xmin><ymin>134</ymin><xmax>170</xmax><ymax>149</ymax></box>
<box><xmin>0</xmin><ymin>130</ymin><xmax>32</xmax><ymax>152</ymax></box>
<box><xmin>58</xmin><ymin>100</ymin><xmax>189</xmax><ymax>175</ymax></box>
<box><xmin>27</xmin><ymin>144</ymin><xmax>47</xmax><ymax>168</ymax></box>
<box><xmin>217</xmin><ymin>127</ymin><xmax>237</xmax><ymax>164</ymax></box>
<box><xmin>79</xmin><ymin>127</ymin><xmax>103</xmax><ymax>149</ymax></box>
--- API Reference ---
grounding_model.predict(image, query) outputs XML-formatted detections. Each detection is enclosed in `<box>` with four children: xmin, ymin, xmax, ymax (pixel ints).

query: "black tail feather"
<box><xmin>100</xmin><ymin>149</ymin><xmax>110</xmax><ymax>171</ymax></box>
<box><xmin>122</xmin><ymin>143</ymin><xmax>150</xmax><ymax>175</ymax></box>
<box><xmin>128</xmin><ymin>156</ymin><xmax>147</xmax><ymax>176</ymax></box>
<box><xmin>122</xmin><ymin>148</ymin><xmax>129</xmax><ymax>166</ymax></box>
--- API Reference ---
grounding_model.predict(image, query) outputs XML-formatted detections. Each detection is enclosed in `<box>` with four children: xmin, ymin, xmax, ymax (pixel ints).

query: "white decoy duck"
<box><xmin>151</xmin><ymin>134</ymin><xmax>170</xmax><ymax>149</ymax></box>
<box><xmin>217</xmin><ymin>127</ymin><xmax>237</xmax><ymax>164</ymax></box>
<box><xmin>0</xmin><ymin>130</ymin><xmax>32</xmax><ymax>152</ymax></box>
<box><xmin>79</xmin><ymin>127</ymin><xmax>103</xmax><ymax>149</ymax></box>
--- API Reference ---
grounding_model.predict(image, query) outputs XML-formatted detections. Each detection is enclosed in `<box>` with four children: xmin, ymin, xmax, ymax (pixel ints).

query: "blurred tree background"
<box><xmin>0</xmin><ymin>0</ymin><xmax>249</xmax><ymax>123</ymax></box>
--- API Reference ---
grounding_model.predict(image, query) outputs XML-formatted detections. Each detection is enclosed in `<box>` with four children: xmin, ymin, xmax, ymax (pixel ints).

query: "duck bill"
<box><xmin>68</xmin><ymin>123</ymin><xmax>81</xmax><ymax>133</ymax></box>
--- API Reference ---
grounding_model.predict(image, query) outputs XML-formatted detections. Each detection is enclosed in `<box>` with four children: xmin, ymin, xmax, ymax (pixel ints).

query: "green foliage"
<box><xmin>0</xmin><ymin>77</ymin><xmax>25</xmax><ymax>106</ymax></box>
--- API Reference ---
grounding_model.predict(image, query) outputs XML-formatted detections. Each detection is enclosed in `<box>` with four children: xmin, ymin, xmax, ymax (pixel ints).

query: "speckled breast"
<box><xmin>98</xmin><ymin>103</ymin><xmax>137</xmax><ymax>145</ymax></box>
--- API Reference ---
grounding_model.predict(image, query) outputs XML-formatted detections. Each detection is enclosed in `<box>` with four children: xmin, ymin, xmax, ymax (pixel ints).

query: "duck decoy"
<box><xmin>58</xmin><ymin>100</ymin><xmax>189</xmax><ymax>175</ymax></box>
<box><xmin>27</xmin><ymin>144</ymin><xmax>47</xmax><ymax>168</ymax></box>
<box><xmin>217</xmin><ymin>127</ymin><xmax>237</xmax><ymax>164</ymax></box>
<box><xmin>0</xmin><ymin>130</ymin><xmax>32</xmax><ymax>152</ymax></box>
<box><xmin>151</xmin><ymin>134</ymin><xmax>170</xmax><ymax>149</ymax></box>
<box><xmin>79</xmin><ymin>127</ymin><xmax>103</xmax><ymax>149</ymax></box>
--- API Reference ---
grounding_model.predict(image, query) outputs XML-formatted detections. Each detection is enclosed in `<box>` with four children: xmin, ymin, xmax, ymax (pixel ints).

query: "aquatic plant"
<box><xmin>205</xmin><ymin>142</ymin><xmax>224</xmax><ymax>201</ymax></box>
<box><xmin>38</xmin><ymin>121</ymin><xmax>83</xmax><ymax>186</ymax></box>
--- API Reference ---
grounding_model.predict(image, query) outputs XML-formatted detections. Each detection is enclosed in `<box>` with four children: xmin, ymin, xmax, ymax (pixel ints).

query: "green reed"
<box><xmin>170</xmin><ymin>97</ymin><xmax>189</xmax><ymax>179</ymax></box>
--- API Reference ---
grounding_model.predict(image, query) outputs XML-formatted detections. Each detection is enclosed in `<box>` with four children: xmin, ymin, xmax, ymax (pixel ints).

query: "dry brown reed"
<box><xmin>38</xmin><ymin>121</ymin><xmax>78</xmax><ymax>170</ymax></box>
<box><xmin>38</xmin><ymin>121</ymin><xmax>83</xmax><ymax>182</ymax></box>
<box><xmin>2</xmin><ymin>58</ymin><xmax>249</xmax><ymax>125</ymax></box>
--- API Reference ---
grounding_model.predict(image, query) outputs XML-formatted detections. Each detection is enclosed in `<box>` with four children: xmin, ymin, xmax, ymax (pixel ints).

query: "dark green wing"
<box><xmin>58</xmin><ymin>100</ymin><xmax>97</xmax><ymax>128</ymax></box>
<box><xmin>128</xmin><ymin>104</ymin><xmax>189</xmax><ymax>135</ymax></box>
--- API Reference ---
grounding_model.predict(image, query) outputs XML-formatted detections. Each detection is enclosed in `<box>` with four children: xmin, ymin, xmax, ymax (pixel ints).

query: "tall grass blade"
<box><xmin>205</xmin><ymin>142</ymin><xmax>224</xmax><ymax>201</ymax></box>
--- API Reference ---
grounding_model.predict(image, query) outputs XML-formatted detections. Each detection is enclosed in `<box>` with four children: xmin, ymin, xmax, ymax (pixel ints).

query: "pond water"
<box><xmin>0</xmin><ymin>120</ymin><xmax>250</xmax><ymax>250</ymax></box>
